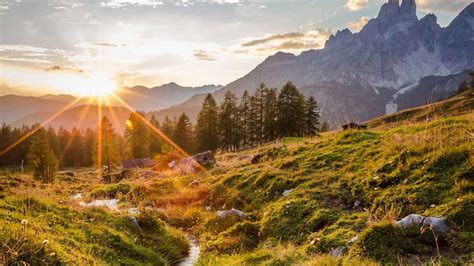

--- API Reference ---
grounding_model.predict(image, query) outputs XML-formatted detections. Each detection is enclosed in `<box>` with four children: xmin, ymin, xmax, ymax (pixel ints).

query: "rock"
<box><xmin>216</xmin><ymin>208</ymin><xmax>246</xmax><ymax>219</ymax></box>
<box><xmin>347</xmin><ymin>235</ymin><xmax>359</xmax><ymax>244</ymax></box>
<box><xmin>190</xmin><ymin>179</ymin><xmax>201</xmax><ymax>186</ymax></box>
<box><xmin>205</xmin><ymin>206</ymin><xmax>212</xmax><ymax>211</ymax></box>
<box><xmin>329</xmin><ymin>246</ymin><xmax>345</xmax><ymax>257</ymax></box>
<box><xmin>282</xmin><ymin>189</ymin><xmax>293</xmax><ymax>197</ymax></box>
<box><xmin>396</xmin><ymin>214</ymin><xmax>451</xmax><ymax>234</ymax></box>
<box><xmin>354</xmin><ymin>200</ymin><xmax>361</xmax><ymax>207</ymax></box>
<box><xmin>129</xmin><ymin>217</ymin><xmax>142</xmax><ymax>230</ymax></box>
<box><xmin>192</xmin><ymin>151</ymin><xmax>216</xmax><ymax>168</ymax></box>
<box><xmin>168</xmin><ymin>160</ymin><xmax>176</xmax><ymax>169</ymax></box>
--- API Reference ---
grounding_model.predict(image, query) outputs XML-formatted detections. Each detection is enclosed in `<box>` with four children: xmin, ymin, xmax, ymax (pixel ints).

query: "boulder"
<box><xmin>216</xmin><ymin>208</ymin><xmax>247</xmax><ymax>219</ymax></box>
<box><xmin>396</xmin><ymin>214</ymin><xmax>451</xmax><ymax>234</ymax></box>
<box><xmin>192</xmin><ymin>151</ymin><xmax>216</xmax><ymax>168</ymax></box>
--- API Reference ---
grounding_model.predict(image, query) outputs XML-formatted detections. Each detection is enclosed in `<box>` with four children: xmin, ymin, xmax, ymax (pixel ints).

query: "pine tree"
<box><xmin>219</xmin><ymin>91</ymin><xmax>239</xmax><ymax>151</ymax></box>
<box><xmin>196</xmin><ymin>93</ymin><xmax>219</xmax><ymax>152</ymax></box>
<box><xmin>27</xmin><ymin>127</ymin><xmax>59</xmax><ymax>183</ymax></box>
<box><xmin>125</xmin><ymin>111</ymin><xmax>151</xmax><ymax>158</ymax></box>
<box><xmin>149</xmin><ymin>115</ymin><xmax>162</xmax><ymax>155</ymax></box>
<box><xmin>160</xmin><ymin>116</ymin><xmax>176</xmax><ymax>153</ymax></box>
<box><xmin>239</xmin><ymin>90</ymin><xmax>252</xmax><ymax>148</ymax></box>
<box><xmin>94</xmin><ymin>116</ymin><xmax>121</xmax><ymax>173</ymax></box>
<box><xmin>174</xmin><ymin>113</ymin><xmax>194</xmax><ymax>153</ymax></box>
<box><xmin>64</xmin><ymin>127</ymin><xmax>85</xmax><ymax>167</ymax></box>
<box><xmin>305</xmin><ymin>96</ymin><xmax>320</xmax><ymax>136</ymax></box>
<box><xmin>83</xmin><ymin>128</ymin><xmax>95</xmax><ymax>166</ymax></box>
<box><xmin>277</xmin><ymin>81</ymin><xmax>306</xmax><ymax>137</ymax></box>
<box><xmin>263</xmin><ymin>87</ymin><xmax>278</xmax><ymax>142</ymax></box>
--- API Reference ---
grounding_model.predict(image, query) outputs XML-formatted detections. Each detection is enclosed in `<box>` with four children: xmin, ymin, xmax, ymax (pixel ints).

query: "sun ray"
<box><xmin>109</xmin><ymin>93</ymin><xmax>205</xmax><ymax>171</ymax></box>
<box><xmin>60</xmin><ymin>98</ymin><xmax>93</xmax><ymax>160</ymax></box>
<box><xmin>96</xmin><ymin>95</ymin><xmax>103</xmax><ymax>178</ymax></box>
<box><xmin>104</xmin><ymin>96</ymin><xmax>122</xmax><ymax>129</ymax></box>
<box><xmin>0</xmin><ymin>98</ymin><xmax>83</xmax><ymax>158</ymax></box>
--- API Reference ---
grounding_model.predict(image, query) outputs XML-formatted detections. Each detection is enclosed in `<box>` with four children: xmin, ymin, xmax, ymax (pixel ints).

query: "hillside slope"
<box><xmin>367</xmin><ymin>88</ymin><xmax>474</xmax><ymax>128</ymax></box>
<box><xmin>197</xmin><ymin>114</ymin><xmax>473</xmax><ymax>264</ymax></box>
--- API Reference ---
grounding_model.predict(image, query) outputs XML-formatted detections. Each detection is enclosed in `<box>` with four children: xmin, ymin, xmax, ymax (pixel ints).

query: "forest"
<box><xmin>0</xmin><ymin>81</ymin><xmax>326</xmax><ymax>176</ymax></box>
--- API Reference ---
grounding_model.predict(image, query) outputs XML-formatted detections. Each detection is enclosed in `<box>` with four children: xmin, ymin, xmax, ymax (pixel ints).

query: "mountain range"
<box><xmin>0</xmin><ymin>83</ymin><xmax>221</xmax><ymax>128</ymax></box>
<box><xmin>157</xmin><ymin>0</ymin><xmax>474</xmax><ymax>127</ymax></box>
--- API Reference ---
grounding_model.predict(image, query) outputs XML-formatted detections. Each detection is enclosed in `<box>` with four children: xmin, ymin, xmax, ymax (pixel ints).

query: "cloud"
<box><xmin>417</xmin><ymin>0</ymin><xmax>472</xmax><ymax>13</ymax></box>
<box><xmin>242</xmin><ymin>32</ymin><xmax>305</xmax><ymax>47</ymax></box>
<box><xmin>193</xmin><ymin>50</ymin><xmax>216</xmax><ymax>61</ymax></box>
<box><xmin>345</xmin><ymin>0</ymin><xmax>368</xmax><ymax>11</ymax></box>
<box><xmin>347</xmin><ymin>16</ymin><xmax>370</xmax><ymax>32</ymax></box>
<box><xmin>239</xmin><ymin>28</ymin><xmax>333</xmax><ymax>55</ymax></box>
<box><xmin>100</xmin><ymin>0</ymin><xmax>164</xmax><ymax>8</ymax></box>
<box><xmin>45</xmin><ymin>66</ymin><xmax>84</xmax><ymax>73</ymax></box>
<box><xmin>0</xmin><ymin>56</ymin><xmax>52</xmax><ymax>64</ymax></box>
<box><xmin>92</xmin><ymin>42</ymin><xmax>121</xmax><ymax>47</ymax></box>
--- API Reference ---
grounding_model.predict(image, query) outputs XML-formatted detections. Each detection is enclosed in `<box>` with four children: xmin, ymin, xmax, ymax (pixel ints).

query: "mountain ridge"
<box><xmin>158</xmin><ymin>0</ymin><xmax>474</xmax><ymax>127</ymax></box>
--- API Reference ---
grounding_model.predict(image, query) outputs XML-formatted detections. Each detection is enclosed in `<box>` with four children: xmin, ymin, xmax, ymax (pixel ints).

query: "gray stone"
<box><xmin>396</xmin><ymin>214</ymin><xmax>451</xmax><ymax>234</ymax></box>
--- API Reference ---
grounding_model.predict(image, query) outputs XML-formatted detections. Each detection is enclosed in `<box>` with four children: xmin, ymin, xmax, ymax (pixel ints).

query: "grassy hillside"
<box><xmin>1</xmin><ymin>113</ymin><xmax>472</xmax><ymax>265</ymax></box>
<box><xmin>0</xmin><ymin>171</ymin><xmax>189</xmax><ymax>265</ymax></box>
<box><xmin>367</xmin><ymin>88</ymin><xmax>474</xmax><ymax>128</ymax></box>
<box><xmin>197</xmin><ymin>114</ymin><xmax>473</xmax><ymax>264</ymax></box>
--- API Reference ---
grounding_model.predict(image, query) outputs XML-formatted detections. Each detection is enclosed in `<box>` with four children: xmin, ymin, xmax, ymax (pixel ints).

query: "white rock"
<box><xmin>396</xmin><ymin>214</ymin><xmax>450</xmax><ymax>234</ymax></box>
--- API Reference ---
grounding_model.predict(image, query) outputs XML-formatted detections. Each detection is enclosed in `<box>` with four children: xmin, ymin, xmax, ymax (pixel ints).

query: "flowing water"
<box><xmin>177</xmin><ymin>235</ymin><xmax>200</xmax><ymax>266</ymax></box>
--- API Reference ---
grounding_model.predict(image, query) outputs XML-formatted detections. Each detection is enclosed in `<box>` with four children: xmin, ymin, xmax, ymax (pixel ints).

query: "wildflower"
<box><xmin>21</xmin><ymin>219</ymin><xmax>28</xmax><ymax>225</ymax></box>
<box><xmin>42</xmin><ymin>239</ymin><xmax>49</xmax><ymax>245</ymax></box>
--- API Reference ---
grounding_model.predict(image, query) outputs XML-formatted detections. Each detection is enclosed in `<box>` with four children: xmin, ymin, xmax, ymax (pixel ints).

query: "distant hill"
<box><xmin>11</xmin><ymin>105</ymin><xmax>132</xmax><ymax>132</ymax></box>
<box><xmin>0</xmin><ymin>95</ymin><xmax>67</xmax><ymax>124</ymax></box>
<box><xmin>367</xmin><ymin>87</ymin><xmax>474</xmax><ymax>128</ymax></box>
<box><xmin>1</xmin><ymin>82</ymin><xmax>222</xmax><ymax>127</ymax></box>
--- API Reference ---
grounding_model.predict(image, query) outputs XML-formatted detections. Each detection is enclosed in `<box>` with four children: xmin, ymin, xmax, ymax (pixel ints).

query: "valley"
<box><xmin>1</xmin><ymin>104</ymin><xmax>472</xmax><ymax>264</ymax></box>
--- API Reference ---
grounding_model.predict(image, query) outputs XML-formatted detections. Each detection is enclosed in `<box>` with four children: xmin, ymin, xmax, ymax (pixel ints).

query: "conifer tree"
<box><xmin>174</xmin><ymin>112</ymin><xmax>194</xmax><ymax>153</ymax></box>
<box><xmin>160</xmin><ymin>116</ymin><xmax>176</xmax><ymax>153</ymax></box>
<box><xmin>125</xmin><ymin>111</ymin><xmax>151</xmax><ymax>158</ymax></box>
<box><xmin>219</xmin><ymin>91</ymin><xmax>239</xmax><ymax>151</ymax></box>
<box><xmin>149</xmin><ymin>115</ymin><xmax>163</xmax><ymax>155</ymax></box>
<box><xmin>63</xmin><ymin>127</ymin><xmax>85</xmax><ymax>167</ymax></box>
<box><xmin>196</xmin><ymin>93</ymin><xmax>219</xmax><ymax>152</ymax></box>
<box><xmin>27</xmin><ymin>127</ymin><xmax>59</xmax><ymax>183</ymax></box>
<box><xmin>305</xmin><ymin>96</ymin><xmax>320</xmax><ymax>136</ymax></box>
<box><xmin>277</xmin><ymin>81</ymin><xmax>306</xmax><ymax>137</ymax></box>
<box><xmin>83</xmin><ymin>128</ymin><xmax>95</xmax><ymax>166</ymax></box>
<box><xmin>263</xmin><ymin>87</ymin><xmax>278</xmax><ymax>142</ymax></box>
<box><xmin>94</xmin><ymin>116</ymin><xmax>121</xmax><ymax>173</ymax></box>
<box><xmin>239</xmin><ymin>90</ymin><xmax>252</xmax><ymax>148</ymax></box>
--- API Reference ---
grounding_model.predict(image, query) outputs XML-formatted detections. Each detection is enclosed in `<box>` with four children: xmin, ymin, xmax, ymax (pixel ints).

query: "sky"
<box><xmin>0</xmin><ymin>0</ymin><xmax>471</xmax><ymax>96</ymax></box>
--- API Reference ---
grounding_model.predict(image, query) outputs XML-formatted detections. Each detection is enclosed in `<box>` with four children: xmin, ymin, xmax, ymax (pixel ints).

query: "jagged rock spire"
<box><xmin>400</xmin><ymin>0</ymin><xmax>417</xmax><ymax>17</ymax></box>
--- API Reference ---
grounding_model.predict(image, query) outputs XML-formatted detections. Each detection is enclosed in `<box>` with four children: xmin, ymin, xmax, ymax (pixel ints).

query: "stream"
<box><xmin>177</xmin><ymin>235</ymin><xmax>201</xmax><ymax>266</ymax></box>
<box><xmin>73</xmin><ymin>195</ymin><xmax>201</xmax><ymax>265</ymax></box>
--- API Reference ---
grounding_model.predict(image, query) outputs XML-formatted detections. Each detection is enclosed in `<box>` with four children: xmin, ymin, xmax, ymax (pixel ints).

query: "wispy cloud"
<box><xmin>345</xmin><ymin>0</ymin><xmax>368</xmax><ymax>11</ymax></box>
<box><xmin>417</xmin><ymin>0</ymin><xmax>471</xmax><ymax>13</ymax></box>
<box><xmin>347</xmin><ymin>16</ymin><xmax>370</xmax><ymax>32</ymax></box>
<box><xmin>45</xmin><ymin>65</ymin><xmax>85</xmax><ymax>73</ymax></box>
<box><xmin>0</xmin><ymin>56</ymin><xmax>53</xmax><ymax>64</ymax></box>
<box><xmin>193</xmin><ymin>50</ymin><xmax>216</xmax><ymax>61</ymax></box>
<box><xmin>239</xmin><ymin>29</ymin><xmax>333</xmax><ymax>54</ymax></box>
<box><xmin>242</xmin><ymin>32</ymin><xmax>305</xmax><ymax>47</ymax></box>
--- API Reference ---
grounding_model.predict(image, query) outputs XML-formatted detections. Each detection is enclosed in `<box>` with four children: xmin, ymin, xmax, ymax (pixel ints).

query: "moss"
<box><xmin>0</xmin><ymin>196</ymin><xmax>188</xmax><ymax>265</ymax></box>
<box><xmin>90</xmin><ymin>183</ymin><xmax>131</xmax><ymax>199</ymax></box>
<box><xmin>206</xmin><ymin>221</ymin><xmax>261</xmax><ymax>254</ymax></box>
<box><xmin>349</xmin><ymin>223</ymin><xmax>438</xmax><ymax>263</ymax></box>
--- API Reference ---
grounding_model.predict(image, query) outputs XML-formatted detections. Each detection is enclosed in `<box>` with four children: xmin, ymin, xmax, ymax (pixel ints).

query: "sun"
<box><xmin>79</xmin><ymin>74</ymin><xmax>118</xmax><ymax>96</ymax></box>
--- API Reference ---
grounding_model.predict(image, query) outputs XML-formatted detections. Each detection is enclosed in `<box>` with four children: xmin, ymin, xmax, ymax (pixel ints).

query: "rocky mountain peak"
<box><xmin>400</xmin><ymin>0</ymin><xmax>416</xmax><ymax>18</ymax></box>
<box><xmin>325</xmin><ymin>29</ymin><xmax>353</xmax><ymax>48</ymax></box>
<box><xmin>378</xmin><ymin>0</ymin><xmax>400</xmax><ymax>19</ymax></box>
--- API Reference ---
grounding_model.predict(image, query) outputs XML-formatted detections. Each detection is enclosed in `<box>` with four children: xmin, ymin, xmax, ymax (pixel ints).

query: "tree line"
<box><xmin>0</xmin><ymin>81</ymin><xmax>327</xmax><ymax>182</ymax></box>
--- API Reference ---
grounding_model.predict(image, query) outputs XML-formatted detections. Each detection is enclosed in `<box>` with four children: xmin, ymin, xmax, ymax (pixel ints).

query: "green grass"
<box><xmin>0</xmin><ymin>196</ymin><xmax>189</xmax><ymax>265</ymax></box>
<box><xmin>199</xmin><ymin>115</ymin><xmax>474</xmax><ymax>264</ymax></box>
